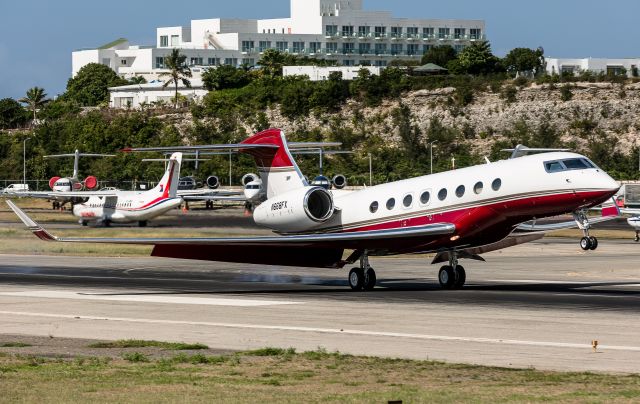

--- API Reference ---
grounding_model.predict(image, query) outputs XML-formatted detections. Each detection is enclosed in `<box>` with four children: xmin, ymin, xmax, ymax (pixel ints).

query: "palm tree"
<box><xmin>19</xmin><ymin>87</ymin><xmax>49</xmax><ymax>123</ymax></box>
<box><xmin>159</xmin><ymin>49</ymin><xmax>192</xmax><ymax>108</ymax></box>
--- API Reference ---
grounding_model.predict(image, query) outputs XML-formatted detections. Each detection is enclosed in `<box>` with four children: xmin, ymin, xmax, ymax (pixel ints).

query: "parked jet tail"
<box><xmin>152</xmin><ymin>152</ymin><xmax>182</xmax><ymax>198</ymax></box>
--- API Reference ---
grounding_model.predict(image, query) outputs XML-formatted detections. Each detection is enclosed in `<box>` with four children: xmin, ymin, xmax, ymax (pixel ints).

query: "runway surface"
<box><xmin>0</xmin><ymin>238</ymin><xmax>639</xmax><ymax>373</ymax></box>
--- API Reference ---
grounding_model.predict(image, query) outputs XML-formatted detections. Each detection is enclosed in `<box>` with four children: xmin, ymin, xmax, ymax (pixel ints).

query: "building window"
<box><xmin>242</xmin><ymin>58</ymin><xmax>255</xmax><ymax>66</ymax></box>
<box><xmin>423</xmin><ymin>45</ymin><xmax>432</xmax><ymax>54</ymax></box>
<box><xmin>454</xmin><ymin>44</ymin><xmax>466</xmax><ymax>53</ymax></box>
<box><xmin>160</xmin><ymin>35</ymin><xmax>168</xmax><ymax>47</ymax></box>
<box><xmin>358</xmin><ymin>26</ymin><xmax>370</xmax><ymax>37</ymax></box>
<box><xmin>375</xmin><ymin>43</ymin><xmax>387</xmax><ymax>55</ymax></box>
<box><xmin>470</xmin><ymin>28</ymin><xmax>482</xmax><ymax>40</ymax></box>
<box><xmin>326</xmin><ymin>42</ymin><xmax>338</xmax><ymax>53</ymax></box>
<box><xmin>120</xmin><ymin>59</ymin><xmax>128</xmax><ymax>65</ymax></box>
<box><xmin>423</xmin><ymin>28</ymin><xmax>435</xmax><ymax>39</ymax></box>
<box><xmin>241</xmin><ymin>41</ymin><xmax>254</xmax><ymax>52</ymax></box>
<box><xmin>309</xmin><ymin>42</ymin><xmax>321</xmax><ymax>53</ymax></box>
<box><xmin>386</xmin><ymin>198</ymin><xmax>396</xmax><ymax>210</ymax></box>
<box><xmin>438</xmin><ymin>28</ymin><xmax>450</xmax><ymax>39</ymax></box>
<box><xmin>276</xmin><ymin>41</ymin><xmax>288</xmax><ymax>52</ymax></box>
<box><xmin>358</xmin><ymin>43</ymin><xmax>371</xmax><ymax>55</ymax></box>
<box><xmin>370</xmin><ymin>201</ymin><xmax>379</xmax><ymax>213</ymax></box>
<box><xmin>391</xmin><ymin>44</ymin><xmax>403</xmax><ymax>56</ymax></box>
<box><xmin>407</xmin><ymin>44</ymin><xmax>420</xmax><ymax>55</ymax></box>
<box><xmin>326</xmin><ymin>25</ymin><xmax>338</xmax><ymax>36</ymax></box>
<box><xmin>492</xmin><ymin>178</ymin><xmax>502</xmax><ymax>191</ymax></box>
<box><xmin>342</xmin><ymin>25</ymin><xmax>354</xmax><ymax>37</ymax></box>
<box><xmin>292</xmin><ymin>41</ymin><xmax>305</xmax><ymax>53</ymax></box>
<box><xmin>224</xmin><ymin>58</ymin><xmax>238</xmax><ymax>66</ymax></box>
<box><xmin>391</xmin><ymin>26</ymin><xmax>403</xmax><ymax>38</ymax></box>
<box><xmin>407</xmin><ymin>27</ymin><xmax>418</xmax><ymax>37</ymax></box>
<box><xmin>359</xmin><ymin>60</ymin><xmax>372</xmax><ymax>66</ymax></box>
<box><xmin>374</xmin><ymin>60</ymin><xmax>387</xmax><ymax>67</ymax></box>
<box><xmin>454</xmin><ymin>28</ymin><xmax>466</xmax><ymax>39</ymax></box>
<box><xmin>155</xmin><ymin>57</ymin><xmax>165</xmax><ymax>69</ymax></box>
<box><xmin>342</xmin><ymin>43</ymin><xmax>354</xmax><ymax>54</ymax></box>
<box><xmin>438</xmin><ymin>188</ymin><xmax>448</xmax><ymax>201</ymax></box>
<box><xmin>190</xmin><ymin>57</ymin><xmax>203</xmax><ymax>66</ymax></box>
<box><xmin>374</xmin><ymin>26</ymin><xmax>386</xmax><ymax>38</ymax></box>
<box><xmin>343</xmin><ymin>59</ymin><xmax>356</xmax><ymax>66</ymax></box>
<box><xmin>170</xmin><ymin>35</ymin><xmax>179</xmax><ymax>46</ymax></box>
<box><xmin>207</xmin><ymin>57</ymin><xmax>220</xmax><ymax>66</ymax></box>
<box><xmin>258</xmin><ymin>41</ymin><xmax>272</xmax><ymax>52</ymax></box>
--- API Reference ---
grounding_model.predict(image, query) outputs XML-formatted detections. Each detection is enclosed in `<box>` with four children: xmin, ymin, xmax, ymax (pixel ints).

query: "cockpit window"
<box><xmin>544</xmin><ymin>158</ymin><xmax>595</xmax><ymax>173</ymax></box>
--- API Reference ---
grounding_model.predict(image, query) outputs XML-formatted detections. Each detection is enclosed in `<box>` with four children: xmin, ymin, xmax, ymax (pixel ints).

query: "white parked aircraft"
<box><xmin>8</xmin><ymin>129</ymin><xmax>620</xmax><ymax>290</ymax></box>
<box><xmin>43</xmin><ymin>153</ymin><xmax>183</xmax><ymax>227</ymax></box>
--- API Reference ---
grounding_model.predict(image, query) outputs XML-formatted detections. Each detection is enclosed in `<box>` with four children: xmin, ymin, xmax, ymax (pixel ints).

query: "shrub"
<box><xmin>560</xmin><ymin>84</ymin><xmax>573</xmax><ymax>101</ymax></box>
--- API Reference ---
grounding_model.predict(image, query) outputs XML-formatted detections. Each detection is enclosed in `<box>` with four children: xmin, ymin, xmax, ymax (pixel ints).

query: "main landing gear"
<box><xmin>574</xmin><ymin>210</ymin><xmax>598</xmax><ymax>251</ymax></box>
<box><xmin>635</xmin><ymin>231</ymin><xmax>639</xmax><ymax>243</ymax></box>
<box><xmin>348</xmin><ymin>251</ymin><xmax>376</xmax><ymax>291</ymax></box>
<box><xmin>438</xmin><ymin>251</ymin><xmax>466</xmax><ymax>290</ymax></box>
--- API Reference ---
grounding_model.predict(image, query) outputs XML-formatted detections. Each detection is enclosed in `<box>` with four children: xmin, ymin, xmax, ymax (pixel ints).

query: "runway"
<box><xmin>0</xmin><ymin>238</ymin><xmax>639</xmax><ymax>373</ymax></box>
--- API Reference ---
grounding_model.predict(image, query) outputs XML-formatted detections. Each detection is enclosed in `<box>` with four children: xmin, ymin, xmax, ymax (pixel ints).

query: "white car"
<box><xmin>2</xmin><ymin>184</ymin><xmax>29</xmax><ymax>193</ymax></box>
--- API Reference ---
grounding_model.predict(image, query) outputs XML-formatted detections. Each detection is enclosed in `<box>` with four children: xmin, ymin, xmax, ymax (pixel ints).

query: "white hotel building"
<box><xmin>73</xmin><ymin>0</ymin><xmax>485</xmax><ymax>81</ymax></box>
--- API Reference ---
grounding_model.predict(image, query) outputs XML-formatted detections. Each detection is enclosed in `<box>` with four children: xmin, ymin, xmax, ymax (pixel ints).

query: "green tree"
<box><xmin>258</xmin><ymin>49</ymin><xmax>288</xmax><ymax>77</ymax></box>
<box><xmin>19</xmin><ymin>87</ymin><xmax>50</xmax><ymax>122</ymax></box>
<box><xmin>64</xmin><ymin>63</ymin><xmax>128</xmax><ymax>106</ymax></box>
<box><xmin>503</xmin><ymin>47</ymin><xmax>544</xmax><ymax>75</ymax></box>
<box><xmin>128</xmin><ymin>76</ymin><xmax>148</xmax><ymax>84</ymax></box>
<box><xmin>0</xmin><ymin>98</ymin><xmax>28</xmax><ymax>129</ymax></box>
<box><xmin>457</xmin><ymin>41</ymin><xmax>501</xmax><ymax>75</ymax></box>
<box><xmin>202</xmin><ymin>65</ymin><xmax>251</xmax><ymax>91</ymax></box>
<box><xmin>421</xmin><ymin>45</ymin><xmax>457</xmax><ymax>68</ymax></box>
<box><xmin>160</xmin><ymin>49</ymin><xmax>193</xmax><ymax>108</ymax></box>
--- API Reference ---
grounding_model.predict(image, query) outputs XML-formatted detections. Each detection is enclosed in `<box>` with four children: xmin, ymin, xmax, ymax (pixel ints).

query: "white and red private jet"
<box><xmin>8</xmin><ymin>129</ymin><xmax>620</xmax><ymax>290</ymax></box>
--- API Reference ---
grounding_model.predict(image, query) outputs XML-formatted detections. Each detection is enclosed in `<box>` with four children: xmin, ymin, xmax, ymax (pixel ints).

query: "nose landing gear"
<box><xmin>574</xmin><ymin>210</ymin><xmax>598</xmax><ymax>251</ymax></box>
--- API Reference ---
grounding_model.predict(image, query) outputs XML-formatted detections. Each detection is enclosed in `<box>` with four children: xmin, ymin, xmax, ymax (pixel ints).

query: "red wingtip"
<box><xmin>120</xmin><ymin>148</ymin><xmax>133</xmax><ymax>153</ymax></box>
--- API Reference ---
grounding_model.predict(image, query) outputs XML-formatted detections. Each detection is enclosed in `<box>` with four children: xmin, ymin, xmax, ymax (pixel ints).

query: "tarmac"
<box><xmin>0</xmin><ymin>237</ymin><xmax>639</xmax><ymax>373</ymax></box>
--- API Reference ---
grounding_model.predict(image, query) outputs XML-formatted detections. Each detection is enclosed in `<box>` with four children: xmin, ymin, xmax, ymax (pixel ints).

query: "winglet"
<box><xmin>6</xmin><ymin>200</ymin><xmax>58</xmax><ymax>241</ymax></box>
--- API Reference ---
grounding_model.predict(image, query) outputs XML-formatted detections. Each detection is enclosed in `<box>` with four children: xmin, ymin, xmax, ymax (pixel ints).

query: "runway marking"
<box><xmin>0</xmin><ymin>310</ymin><xmax>639</xmax><ymax>353</ymax></box>
<box><xmin>0</xmin><ymin>291</ymin><xmax>299</xmax><ymax>307</ymax></box>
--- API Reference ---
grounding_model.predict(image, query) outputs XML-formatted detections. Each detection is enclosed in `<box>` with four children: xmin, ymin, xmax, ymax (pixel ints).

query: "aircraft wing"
<box><xmin>7</xmin><ymin>200</ymin><xmax>455</xmax><ymax>268</ymax></box>
<box><xmin>47</xmin><ymin>191</ymin><xmax>120</xmax><ymax>198</ymax></box>
<box><xmin>0</xmin><ymin>191</ymin><xmax>61</xmax><ymax>200</ymax></box>
<box><xmin>177</xmin><ymin>189</ymin><xmax>243</xmax><ymax>197</ymax></box>
<box><xmin>181</xmin><ymin>195</ymin><xmax>247</xmax><ymax>202</ymax></box>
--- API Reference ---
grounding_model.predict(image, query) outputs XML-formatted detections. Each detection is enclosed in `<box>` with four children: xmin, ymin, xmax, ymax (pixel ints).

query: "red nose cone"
<box><xmin>49</xmin><ymin>177</ymin><xmax>61</xmax><ymax>190</ymax></box>
<box><xmin>84</xmin><ymin>176</ymin><xmax>98</xmax><ymax>190</ymax></box>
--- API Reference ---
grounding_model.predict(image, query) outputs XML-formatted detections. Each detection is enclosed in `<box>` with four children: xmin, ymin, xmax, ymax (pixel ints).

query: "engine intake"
<box><xmin>332</xmin><ymin>174</ymin><xmax>347</xmax><ymax>190</ymax></box>
<box><xmin>206</xmin><ymin>176</ymin><xmax>219</xmax><ymax>189</ymax></box>
<box><xmin>304</xmin><ymin>187</ymin><xmax>334</xmax><ymax>222</ymax></box>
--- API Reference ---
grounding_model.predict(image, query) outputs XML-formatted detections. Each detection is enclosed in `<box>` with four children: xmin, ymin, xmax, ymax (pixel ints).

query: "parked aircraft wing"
<box><xmin>7</xmin><ymin>200</ymin><xmax>455</xmax><ymax>268</ymax></box>
<box><xmin>48</xmin><ymin>191</ymin><xmax>120</xmax><ymax>198</ymax></box>
<box><xmin>181</xmin><ymin>195</ymin><xmax>247</xmax><ymax>202</ymax></box>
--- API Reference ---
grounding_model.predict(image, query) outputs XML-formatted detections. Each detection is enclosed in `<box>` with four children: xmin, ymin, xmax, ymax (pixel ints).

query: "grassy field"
<box><xmin>0</xmin><ymin>346</ymin><xmax>638</xmax><ymax>403</ymax></box>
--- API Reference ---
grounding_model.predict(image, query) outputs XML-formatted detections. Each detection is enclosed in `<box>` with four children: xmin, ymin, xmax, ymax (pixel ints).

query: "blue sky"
<box><xmin>1</xmin><ymin>0</ymin><xmax>638</xmax><ymax>99</ymax></box>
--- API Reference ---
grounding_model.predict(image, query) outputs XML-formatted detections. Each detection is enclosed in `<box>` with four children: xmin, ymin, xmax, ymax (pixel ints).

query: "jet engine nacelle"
<box><xmin>253</xmin><ymin>186</ymin><xmax>334</xmax><ymax>233</ymax></box>
<box><xmin>332</xmin><ymin>174</ymin><xmax>347</xmax><ymax>190</ymax></box>
<box><xmin>242</xmin><ymin>173</ymin><xmax>259</xmax><ymax>187</ymax></box>
<box><xmin>84</xmin><ymin>176</ymin><xmax>98</xmax><ymax>190</ymax></box>
<box><xmin>206</xmin><ymin>176</ymin><xmax>220</xmax><ymax>189</ymax></box>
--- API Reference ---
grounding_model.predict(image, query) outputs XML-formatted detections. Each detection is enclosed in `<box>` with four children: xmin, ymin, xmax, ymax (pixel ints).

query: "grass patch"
<box><xmin>88</xmin><ymin>340</ymin><xmax>208</xmax><ymax>350</ymax></box>
<box><xmin>1</xmin><ymin>342</ymin><xmax>32</xmax><ymax>348</ymax></box>
<box><xmin>0</xmin><ymin>349</ymin><xmax>637</xmax><ymax>402</ymax></box>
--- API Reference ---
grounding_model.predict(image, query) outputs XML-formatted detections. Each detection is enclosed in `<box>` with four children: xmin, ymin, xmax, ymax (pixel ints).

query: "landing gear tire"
<box><xmin>348</xmin><ymin>268</ymin><xmax>364</xmax><ymax>291</ymax></box>
<box><xmin>453</xmin><ymin>265</ymin><xmax>466</xmax><ymax>289</ymax></box>
<box><xmin>104</xmin><ymin>220</ymin><xmax>112</xmax><ymax>228</ymax></box>
<box><xmin>363</xmin><ymin>268</ymin><xmax>377</xmax><ymax>291</ymax></box>
<box><xmin>580</xmin><ymin>237</ymin><xmax>592</xmax><ymax>251</ymax></box>
<box><xmin>635</xmin><ymin>233</ymin><xmax>640</xmax><ymax>243</ymax></box>
<box><xmin>81</xmin><ymin>221</ymin><xmax>88</xmax><ymax>227</ymax></box>
<box><xmin>588</xmin><ymin>236</ymin><xmax>598</xmax><ymax>251</ymax></box>
<box><xmin>438</xmin><ymin>266</ymin><xmax>456</xmax><ymax>290</ymax></box>
<box><xmin>139</xmin><ymin>221</ymin><xmax>148</xmax><ymax>228</ymax></box>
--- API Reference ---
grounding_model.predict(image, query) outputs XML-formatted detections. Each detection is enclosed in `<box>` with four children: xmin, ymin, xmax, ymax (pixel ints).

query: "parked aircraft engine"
<box><xmin>48</xmin><ymin>177</ymin><xmax>61</xmax><ymax>190</ymax></box>
<box><xmin>253</xmin><ymin>187</ymin><xmax>334</xmax><ymax>233</ymax></box>
<box><xmin>332</xmin><ymin>174</ymin><xmax>347</xmax><ymax>190</ymax></box>
<box><xmin>241</xmin><ymin>173</ymin><xmax>259</xmax><ymax>186</ymax></box>
<box><xmin>206</xmin><ymin>176</ymin><xmax>220</xmax><ymax>189</ymax></box>
<box><xmin>83</xmin><ymin>176</ymin><xmax>98</xmax><ymax>190</ymax></box>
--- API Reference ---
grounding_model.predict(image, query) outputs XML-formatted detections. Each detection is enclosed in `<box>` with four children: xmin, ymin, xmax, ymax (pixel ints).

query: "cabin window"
<box><xmin>545</xmin><ymin>161</ymin><xmax>564</xmax><ymax>173</ymax></box>
<box><xmin>369</xmin><ymin>201</ymin><xmax>379</xmax><ymax>213</ymax></box>
<box><xmin>386</xmin><ymin>198</ymin><xmax>396</xmax><ymax>210</ymax></box>
<box><xmin>438</xmin><ymin>188</ymin><xmax>448</xmax><ymax>201</ymax></box>
<box><xmin>420</xmin><ymin>191</ymin><xmax>431</xmax><ymax>205</ymax></box>
<box><xmin>474</xmin><ymin>181</ymin><xmax>483</xmax><ymax>194</ymax></box>
<box><xmin>544</xmin><ymin>158</ymin><xmax>596</xmax><ymax>173</ymax></box>
<box><xmin>563</xmin><ymin>158</ymin><xmax>590</xmax><ymax>170</ymax></box>
<box><xmin>492</xmin><ymin>178</ymin><xmax>502</xmax><ymax>191</ymax></box>
<box><xmin>403</xmin><ymin>194</ymin><xmax>413</xmax><ymax>208</ymax></box>
<box><xmin>456</xmin><ymin>185</ymin><xmax>465</xmax><ymax>198</ymax></box>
